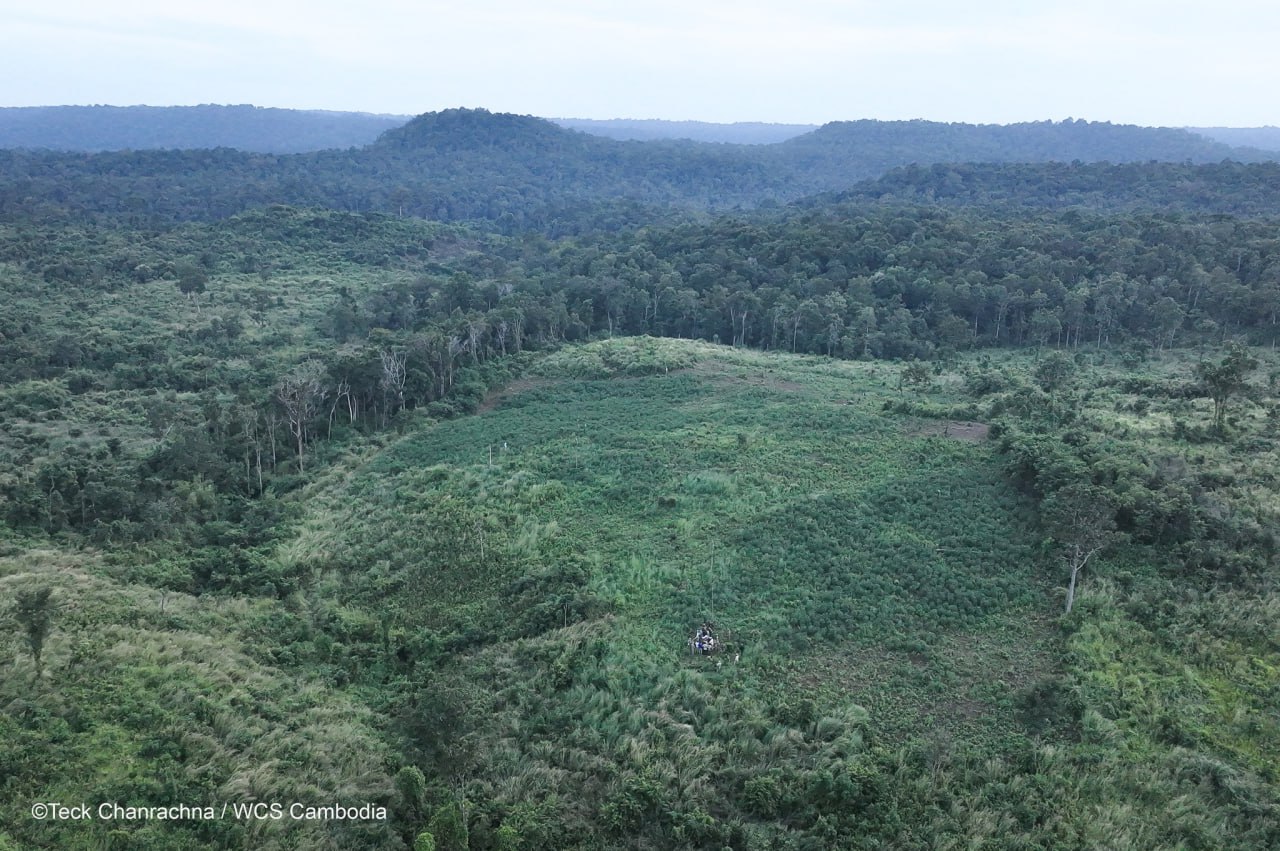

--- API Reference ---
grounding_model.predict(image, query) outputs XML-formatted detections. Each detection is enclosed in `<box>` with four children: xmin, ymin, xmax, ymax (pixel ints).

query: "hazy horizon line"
<box><xmin>2</xmin><ymin>103</ymin><xmax>1277</xmax><ymax>131</ymax></box>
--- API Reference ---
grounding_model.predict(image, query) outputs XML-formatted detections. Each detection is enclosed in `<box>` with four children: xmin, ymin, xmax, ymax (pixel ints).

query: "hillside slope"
<box><xmin>270</xmin><ymin>337</ymin><xmax>1280</xmax><ymax>848</ymax></box>
<box><xmin>272</xmin><ymin>337</ymin><xmax>1055</xmax><ymax>848</ymax></box>
<box><xmin>0</xmin><ymin>548</ymin><xmax>401</xmax><ymax>850</ymax></box>
<box><xmin>823</xmin><ymin>160</ymin><xmax>1280</xmax><ymax>215</ymax></box>
<box><xmin>4</xmin><ymin>326</ymin><xmax>1278</xmax><ymax>848</ymax></box>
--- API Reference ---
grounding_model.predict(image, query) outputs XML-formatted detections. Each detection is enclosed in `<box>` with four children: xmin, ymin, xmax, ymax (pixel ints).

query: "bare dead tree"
<box><xmin>379</xmin><ymin>348</ymin><xmax>408</xmax><ymax>419</ymax></box>
<box><xmin>494</xmin><ymin>320</ymin><xmax>509</xmax><ymax>356</ymax></box>
<box><xmin>447</xmin><ymin>334</ymin><xmax>466</xmax><ymax>392</ymax></box>
<box><xmin>275</xmin><ymin>361</ymin><xmax>328</xmax><ymax>474</ymax></box>
<box><xmin>329</xmin><ymin>378</ymin><xmax>351</xmax><ymax>437</ymax></box>
<box><xmin>466</xmin><ymin>317</ymin><xmax>486</xmax><ymax>364</ymax></box>
<box><xmin>510</xmin><ymin>311</ymin><xmax>525</xmax><ymax>352</ymax></box>
<box><xmin>237</xmin><ymin>404</ymin><xmax>264</xmax><ymax>495</ymax></box>
<box><xmin>266</xmin><ymin>411</ymin><xmax>280</xmax><ymax>471</ymax></box>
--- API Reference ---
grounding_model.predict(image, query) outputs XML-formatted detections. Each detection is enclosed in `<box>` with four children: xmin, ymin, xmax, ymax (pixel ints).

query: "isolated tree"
<box><xmin>1041</xmin><ymin>484</ymin><xmax>1118</xmax><ymax>614</ymax></box>
<box><xmin>14</xmin><ymin>586</ymin><xmax>56</xmax><ymax>679</ymax></box>
<box><xmin>1194</xmin><ymin>342</ymin><xmax>1259</xmax><ymax>433</ymax></box>
<box><xmin>395</xmin><ymin>765</ymin><xmax>428</xmax><ymax>825</ymax></box>
<box><xmin>1034</xmin><ymin>350</ymin><xmax>1075</xmax><ymax>395</ymax></box>
<box><xmin>175</xmin><ymin>260</ymin><xmax>208</xmax><ymax>313</ymax></box>
<box><xmin>899</xmin><ymin>360</ymin><xmax>932</xmax><ymax>393</ymax></box>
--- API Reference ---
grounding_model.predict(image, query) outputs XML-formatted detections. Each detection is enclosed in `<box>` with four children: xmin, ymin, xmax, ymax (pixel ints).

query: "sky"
<box><xmin>3</xmin><ymin>0</ymin><xmax>1279</xmax><ymax>126</ymax></box>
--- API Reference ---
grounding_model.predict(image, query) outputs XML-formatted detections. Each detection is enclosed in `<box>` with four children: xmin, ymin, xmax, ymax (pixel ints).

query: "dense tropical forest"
<box><xmin>1</xmin><ymin>108</ymin><xmax>1278</xmax><ymax>849</ymax></box>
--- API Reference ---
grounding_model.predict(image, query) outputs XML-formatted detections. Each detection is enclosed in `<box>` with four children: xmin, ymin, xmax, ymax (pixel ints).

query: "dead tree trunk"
<box><xmin>275</xmin><ymin>362</ymin><xmax>327</xmax><ymax>475</ymax></box>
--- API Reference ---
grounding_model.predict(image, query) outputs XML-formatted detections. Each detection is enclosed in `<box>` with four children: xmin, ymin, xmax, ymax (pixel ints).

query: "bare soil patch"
<box><xmin>691</xmin><ymin>362</ymin><xmax>807</xmax><ymax>392</ymax></box>
<box><xmin>911</xmin><ymin>420</ymin><xmax>990</xmax><ymax>442</ymax></box>
<box><xmin>476</xmin><ymin>377</ymin><xmax>557</xmax><ymax>414</ymax></box>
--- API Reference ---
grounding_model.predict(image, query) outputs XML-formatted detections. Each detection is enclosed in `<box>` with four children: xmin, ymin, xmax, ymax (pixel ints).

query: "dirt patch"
<box><xmin>691</xmin><ymin>362</ymin><xmax>807</xmax><ymax>392</ymax></box>
<box><xmin>776</xmin><ymin>612</ymin><xmax>1059</xmax><ymax>742</ymax></box>
<box><xmin>911</xmin><ymin>421</ymin><xmax>990</xmax><ymax>442</ymax></box>
<box><xmin>476</xmin><ymin>377</ymin><xmax>557</xmax><ymax>414</ymax></box>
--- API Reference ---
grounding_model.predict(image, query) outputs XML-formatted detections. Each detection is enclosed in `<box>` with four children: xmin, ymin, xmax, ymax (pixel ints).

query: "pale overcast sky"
<box><xmin>3</xmin><ymin>0</ymin><xmax>1278</xmax><ymax>126</ymax></box>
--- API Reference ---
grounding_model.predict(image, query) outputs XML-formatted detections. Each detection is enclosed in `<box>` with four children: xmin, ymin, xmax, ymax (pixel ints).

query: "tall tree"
<box><xmin>1194</xmin><ymin>342</ymin><xmax>1259</xmax><ymax>433</ymax></box>
<box><xmin>1034</xmin><ymin>350</ymin><xmax>1075</xmax><ymax>395</ymax></box>
<box><xmin>13</xmin><ymin>586</ymin><xmax>56</xmax><ymax>680</ymax></box>
<box><xmin>175</xmin><ymin>260</ymin><xmax>208</xmax><ymax>315</ymax></box>
<box><xmin>899</xmin><ymin>361</ymin><xmax>933</xmax><ymax>393</ymax></box>
<box><xmin>1041</xmin><ymin>484</ymin><xmax>1118</xmax><ymax>615</ymax></box>
<box><xmin>1150</xmin><ymin>296</ymin><xmax>1185</xmax><ymax>351</ymax></box>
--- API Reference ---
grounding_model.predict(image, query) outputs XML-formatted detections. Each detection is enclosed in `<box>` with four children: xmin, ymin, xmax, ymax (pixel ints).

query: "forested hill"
<box><xmin>0</xmin><ymin>105</ymin><xmax>408</xmax><ymax>153</ymax></box>
<box><xmin>824</xmin><ymin>161</ymin><xmax>1280</xmax><ymax>216</ymax></box>
<box><xmin>0</xmin><ymin>110</ymin><xmax>789</xmax><ymax>232</ymax></box>
<box><xmin>1191</xmin><ymin>126</ymin><xmax>1280</xmax><ymax>152</ymax></box>
<box><xmin>774</xmin><ymin>118</ymin><xmax>1274</xmax><ymax>192</ymax></box>
<box><xmin>554</xmin><ymin>118</ymin><xmax>1280</xmax><ymax>153</ymax></box>
<box><xmin>1</xmin><ymin>108</ymin><xmax>1276</xmax><ymax>230</ymax></box>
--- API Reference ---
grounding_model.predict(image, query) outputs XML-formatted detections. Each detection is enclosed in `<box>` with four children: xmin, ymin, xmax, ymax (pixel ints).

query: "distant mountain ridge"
<box><xmin>1190</xmin><ymin>126</ymin><xmax>1280</xmax><ymax>152</ymax></box>
<box><xmin>2</xmin><ymin>104</ymin><xmax>1276</xmax><ymax>160</ymax></box>
<box><xmin>772</xmin><ymin>118</ymin><xmax>1273</xmax><ymax>192</ymax></box>
<box><xmin>0</xmin><ymin>104</ymin><xmax>409</xmax><ymax>153</ymax></box>
<box><xmin>2</xmin><ymin>107</ymin><xmax>1278</xmax><ymax>229</ymax></box>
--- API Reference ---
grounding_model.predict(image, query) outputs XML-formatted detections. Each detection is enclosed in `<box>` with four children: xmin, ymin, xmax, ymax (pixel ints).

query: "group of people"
<box><xmin>690</xmin><ymin>621</ymin><xmax>719</xmax><ymax>655</ymax></box>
